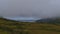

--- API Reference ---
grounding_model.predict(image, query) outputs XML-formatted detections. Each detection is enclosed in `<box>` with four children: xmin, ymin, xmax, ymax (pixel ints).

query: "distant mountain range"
<box><xmin>18</xmin><ymin>20</ymin><xmax>35</xmax><ymax>22</ymax></box>
<box><xmin>3</xmin><ymin>17</ymin><xmax>39</xmax><ymax>22</ymax></box>
<box><xmin>36</xmin><ymin>18</ymin><xmax>60</xmax><ymax>24</ymax></box>
<box><xmin>3</xmin><ymin>17</ymin><xmax>60</xmax><ymax>23</ymax></box>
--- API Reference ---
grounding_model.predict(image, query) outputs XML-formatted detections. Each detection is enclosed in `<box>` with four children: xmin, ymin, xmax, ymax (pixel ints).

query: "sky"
<box><xmin>0</xmin><ymin>0</ymin><xmax>60</xmax><ymax>20</ymax></box>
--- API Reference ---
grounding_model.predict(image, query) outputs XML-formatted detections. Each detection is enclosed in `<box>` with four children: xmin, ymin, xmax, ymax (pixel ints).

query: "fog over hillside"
<box><xmin>0</xmin><ymin>0</ymin><xmax>60</xmax><ymax>19</ymax></box>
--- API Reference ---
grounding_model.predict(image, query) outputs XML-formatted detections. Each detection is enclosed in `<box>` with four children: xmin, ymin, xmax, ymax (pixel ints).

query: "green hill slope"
<box><xmin>0</xmin><ymin>18</ymin><xmax>60</xmax><ymax>34</ymax></box>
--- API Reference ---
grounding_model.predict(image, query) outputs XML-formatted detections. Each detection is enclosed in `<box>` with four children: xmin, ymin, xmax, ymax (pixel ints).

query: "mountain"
<box><xmin>36</xmin><ymin>18</ymin><xmax>60</xmax><ymax>24</ymax></box>
<box><xmin>19</xmin><ymin>20</ymin><xmax>35</xmax><ymax>22</ymax></box>
<box><xmin>3</xmin><ymin>17</ymin><xmax>39</xmax><ymax>22</ymax></box>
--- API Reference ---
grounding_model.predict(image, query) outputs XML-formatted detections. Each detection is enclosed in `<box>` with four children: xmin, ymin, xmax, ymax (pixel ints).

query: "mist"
<box><xmin>0</xmin><ymin>0</ymin><xmax>60</xmax><ymax>19</ymax></box>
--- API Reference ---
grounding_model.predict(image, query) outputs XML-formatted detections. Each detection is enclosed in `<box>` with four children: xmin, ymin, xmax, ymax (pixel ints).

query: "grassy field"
<box><xmin>0</xmin><ymin>18</ymin><xmax>60</xmax><ymax>34</ymax></box>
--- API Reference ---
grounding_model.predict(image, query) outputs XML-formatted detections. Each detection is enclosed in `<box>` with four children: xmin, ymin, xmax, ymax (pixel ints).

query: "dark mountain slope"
<box><xmin>36</xmin><ymin>18</ymin><xmax>60</xmax><ymax>24</ymax></box>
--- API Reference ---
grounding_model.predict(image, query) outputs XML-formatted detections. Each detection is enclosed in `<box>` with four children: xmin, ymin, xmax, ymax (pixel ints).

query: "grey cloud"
<box><xmin>0</xmin><ymin>0</ymin><xmax>60</xmax><ymax>18</ymax></box>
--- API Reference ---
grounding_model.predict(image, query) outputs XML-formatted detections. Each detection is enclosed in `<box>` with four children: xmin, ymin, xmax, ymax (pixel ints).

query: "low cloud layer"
<box><xmin>0</xmin><ymin>0</ymin><xmax>60</xmax><ymax>18</ymax></box>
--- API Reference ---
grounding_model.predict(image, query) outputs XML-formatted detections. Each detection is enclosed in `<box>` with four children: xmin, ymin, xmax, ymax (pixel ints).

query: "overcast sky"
<box><xmin>0</xmin><ymin>0</ymin><xmax>60</xmax><ymax>20</ymax></box>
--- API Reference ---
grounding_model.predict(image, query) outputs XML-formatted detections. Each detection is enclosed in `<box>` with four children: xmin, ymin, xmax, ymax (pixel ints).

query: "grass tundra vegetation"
<box><xmin>0</xmin><ymin>17</ymin><xmax>60</xmax><ymax>34</ymax></box>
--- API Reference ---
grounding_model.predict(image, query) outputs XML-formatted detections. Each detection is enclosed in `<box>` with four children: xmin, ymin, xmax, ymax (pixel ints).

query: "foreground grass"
<box><xmin>0</xmin><ymin>18</ymin><xmax>60</xmax><ymax>34</ymax></box>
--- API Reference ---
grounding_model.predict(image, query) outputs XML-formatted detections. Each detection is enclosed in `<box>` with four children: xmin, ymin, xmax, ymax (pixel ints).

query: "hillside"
<box><xmin>36</xmin><ymin>18</ymin><xmax>60</xmax><ymax>24</ymax></box>
<box><xmin>0</xmin><ymin>18</ymin><xmax>60</xmax><ymax>34</ymax></box>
